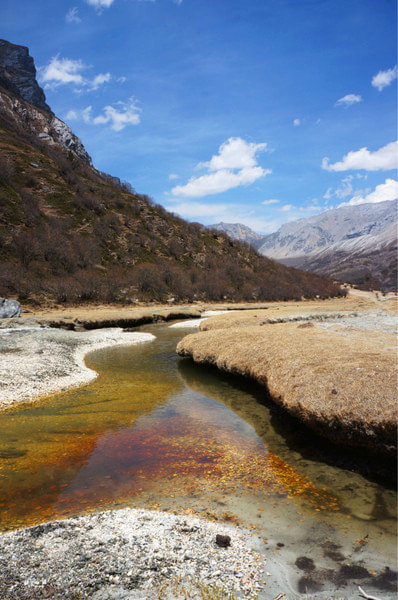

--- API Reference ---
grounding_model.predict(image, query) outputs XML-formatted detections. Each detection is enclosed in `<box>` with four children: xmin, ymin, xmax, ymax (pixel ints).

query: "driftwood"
<box><xmin>358</xmin><ymin>585</ymin><xmax>383</xmax><ymax>600</ymax></box>
<box><xmin>272</xmin><ymin>594</ymin><xmax>285</xmax><ymax>600</ymax></box>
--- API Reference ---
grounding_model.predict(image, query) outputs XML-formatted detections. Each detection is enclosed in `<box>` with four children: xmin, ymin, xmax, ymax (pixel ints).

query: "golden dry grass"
<box><xmin>177</xmin><ymin>303</ymin><xmax>398</xmax><ymax>457</ymax></box>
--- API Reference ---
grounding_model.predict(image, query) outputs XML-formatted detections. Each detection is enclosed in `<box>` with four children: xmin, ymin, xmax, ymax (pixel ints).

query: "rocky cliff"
<box><xmin>0</xmin><ymin>39</ymin><xmax>91</xmax><ymax>164</ymax></box>
<box><xmin>0</xmin><ymin>39</ymin><xmax>50</xmax><ymax>112</ymax></box>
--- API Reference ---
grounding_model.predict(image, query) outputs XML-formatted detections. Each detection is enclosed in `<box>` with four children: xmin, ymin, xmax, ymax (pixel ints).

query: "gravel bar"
<box><xmin>0</xmin><ymin>323</ymin><xmax>155</xmax><ymax>410</ymax></box>
<box><xmin>0</xmin><ymin>508</ymin><xmax>264</xmax><ymax>600</ymax></box>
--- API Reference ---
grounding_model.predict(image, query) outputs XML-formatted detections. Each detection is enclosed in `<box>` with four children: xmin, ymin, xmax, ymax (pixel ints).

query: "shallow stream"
<box><xmin>0</xmin><ymin>322</ymin><xmax>396</xmax><ymax>597</ymax></box>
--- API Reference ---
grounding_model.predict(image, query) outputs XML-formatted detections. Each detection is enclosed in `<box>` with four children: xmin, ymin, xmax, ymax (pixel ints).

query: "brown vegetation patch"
<box><xmin>0</xmin><ymin>90</ymin><xmax>343</xmax><ymax>305</ymax></box>
<box><xmin>177</xmin><ymin>310</ymin><xmax>397</xmax><ymax>458</ymax></box>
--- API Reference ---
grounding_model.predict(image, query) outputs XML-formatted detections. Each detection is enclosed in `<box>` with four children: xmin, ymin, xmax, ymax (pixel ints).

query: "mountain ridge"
<box><xmin>0</xmin><ymin>39</ymin><xmax>342</xmax><ymax>305</ymax></box>
<box><xmin>212</xmin><ymin>201</ymin><xmax>397</xmax><ymax>291</ymax></box>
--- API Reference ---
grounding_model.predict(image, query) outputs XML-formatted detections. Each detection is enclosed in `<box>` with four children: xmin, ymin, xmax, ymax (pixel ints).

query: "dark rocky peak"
<box><xmin>0</xmin><ymin>39</ymin><xmax>51</xmax><ymax>113</ymax></box>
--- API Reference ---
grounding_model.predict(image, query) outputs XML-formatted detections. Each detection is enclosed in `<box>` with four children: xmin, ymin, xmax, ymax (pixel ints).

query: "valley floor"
<box><xmin>0</xmin><ymin>292</ymin><xmax>397</xmax><ymax>599</ymax></box>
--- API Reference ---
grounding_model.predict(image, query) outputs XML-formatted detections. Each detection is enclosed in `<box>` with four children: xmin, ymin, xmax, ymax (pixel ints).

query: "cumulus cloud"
<box><xmin>293</xmin><ymin>118</ymin><xmax>301</xmax><ymax>127</ymax></box>
<box><xmin>281</xmin><ymin>204</ymin><xmax>294</xmax><ymax>211</ymax></box>
<box><xmin>262</xmin><ymin>198</ymin><xmax>279</xmax><ymax>205</ymax></box>
<box><xmin>339</xmin><ymin>179</ymin><xmax>398</xmax><ymax>206</ymax></box>
<box><xmin>171</xmin><ymin>137</ymin><xmax>270</xmax><ymax>198</ymax></box>
<box><xmin>39</xmin><ymin>55</ymin><xmax>111</xmax><ymax>92</ymax></box>
<box><xmin>372</xmin><ymin>66</ymin><xmax>398</xmax><ymax>91</ymax></box>
<box><xmin>322</xmin><ymin>141</ymin><xmax>398</xmax><ymax>172</ymax></box>
<box><xmin>65</xmin><ymin>98</ymin><xmax>141</xmax><ymax>131</ymax></box>
<box><xmin>335</xmin><ymin>94</ymin><xmax>362</xmax><ymax>108</ymax></box>
<box><xmin>65</xmin><ymin>7</ymin><xmax>81</xmax><ymax>23</ymax></box>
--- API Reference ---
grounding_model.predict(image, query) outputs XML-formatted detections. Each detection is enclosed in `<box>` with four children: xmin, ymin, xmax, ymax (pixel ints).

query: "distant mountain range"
<box><xmin>213</xmin><ymin>200</ymin><xmax>398</xmax><ymax>291</ymax></box>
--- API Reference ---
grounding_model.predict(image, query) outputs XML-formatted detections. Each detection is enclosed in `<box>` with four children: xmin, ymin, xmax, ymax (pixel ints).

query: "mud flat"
<box><xmin>177</xmin><ymin>298</ymin><xmax>398</xmax><ymax>461</ymax></box>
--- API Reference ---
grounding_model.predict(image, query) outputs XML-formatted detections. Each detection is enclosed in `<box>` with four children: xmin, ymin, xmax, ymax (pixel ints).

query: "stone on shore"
<box><xmin>0</xmin><ymin>297</ymin><xmax>21</xmax><ymax>318</ymax></box>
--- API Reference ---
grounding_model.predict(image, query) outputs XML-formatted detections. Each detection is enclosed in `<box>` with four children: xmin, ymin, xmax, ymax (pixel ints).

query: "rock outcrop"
<box><xmin>0</xmin><ymin>39</ymin><xmax>92</xmax><ymax>164</ymax></box>
<box><xmin>0</xmin><ymin>298</ymin><xmax>21</xmax><ymax>318</ymax></box>
<box><xmin>0</xmin><ymin>39</ymin><xmax>50</xmax><ymax>112</ymax></box>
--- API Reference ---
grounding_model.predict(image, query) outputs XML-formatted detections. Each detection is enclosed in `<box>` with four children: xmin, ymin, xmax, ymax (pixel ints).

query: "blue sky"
<box><xmin>2</xmin><ymin>0</ymin><xmax>397</xmax><ymax>233</ymax></box>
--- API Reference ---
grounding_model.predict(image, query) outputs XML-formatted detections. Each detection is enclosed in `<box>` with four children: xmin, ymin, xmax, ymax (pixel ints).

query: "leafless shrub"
<box><xmin>0</xmin><ymin>153</ymin><xmax>15</xmax><ymax>184</ymax></box>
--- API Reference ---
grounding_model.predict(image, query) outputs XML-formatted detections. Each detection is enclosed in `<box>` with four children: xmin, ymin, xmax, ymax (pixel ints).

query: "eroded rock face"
<box><xmin>0</xmin><ymin>39</ymin><xmax>92</xmax><ymax>164</ymax></box>
<box><xmin>0</xmin><ymin>298</ymin><xmax>21</xmax><ymax>318</ymax></box>
<box><xmin>0</xmin><ymin>39</ymin><xmax>50</xmax><ymax>112</ymax></box>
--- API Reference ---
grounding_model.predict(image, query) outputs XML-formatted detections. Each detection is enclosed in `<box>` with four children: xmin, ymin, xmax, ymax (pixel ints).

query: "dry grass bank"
<box><xmin>177</xmin><ymin>297</ymin><xmax>398</xmax><ymax>458</ymax></box>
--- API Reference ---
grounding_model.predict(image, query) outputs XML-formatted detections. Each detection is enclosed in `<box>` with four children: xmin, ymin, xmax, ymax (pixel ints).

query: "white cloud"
<box><xmin>65</xmin><ymin>109</ymin><xmax>78</xmax><ymax>121</ymax></box>
<box><xmin>322</xmin><ymin>141</ymin><xmax>398</xmax><ymax>172</ymax></box>
<box><xmin>339</xmin><ymin>179</ymin><xmax>398</xmax><ymax>206</ymax></box>
<box><xmin>66</xmin><ymin>7</ymin><xmax>81</xmax><ymax>23</ymax></box>
<box><xmin>168</xmin><ymin>173</ymin><xmax>179</xmax><ymax>180</ymax></box>
<box><xmin>91</xmin><ymin>72</ymin><xmax>111</xmax><ymax>89</ymax></box>
<box><xmin>323</xmin><ymin>187</ymin><xmax>333</xmax><ymax>200</ymax></box>
<box><xmin>262</xmin><ymin>198</ymin><xmax>279</xmax><ymax>205</ymax></box>
<box><xmin>335</xmin><ymin>94</ymin><xmax>363</xmax><ymax>108</ymax></box>
<box><xmin>39</xmin><ymin>55</ymin><xmax>111</xmax><ymax>92</ymax></box>
<box><xmin>171</xmin><ymin>137</ymin><xmax>270</xmax><ymax>198</ymax></box>
<box><xmin>85</xmin><ymin>0</ymin><xmax>115</xmax><ymax>12</ymax></box>
<box><xmin>372</xmin><ymin>66</ymin><xmax>398</xmax><ymax>91</ymax></box>
<box><xmin>293</xmin><ymin>118</ymin><xmax>301</xmax><ymax>127</ymax></box>
<box><xmin>117</xmin><ymin>76</ymin><xmax>127</xmax><ymax>84</ymax></box>
<box><xmin>65</xmin><ymin>99</ymin><xmax>140</xmax><ymax>131</ymax></box>
<box><xmin>171</xmin><ymin>167</ymin><xmax>268</xmax><ymax>198</ymax></box>
<box><xmin>199</xmin><ymin>137</ymin><xmax>267</xmax><ymax>171</ymax></box>
<box><xmin>281</xmin><ymin>204</ymin><xmax>294</xmax><ymax>211</ymax></box>
<box><xmin>40</xmin><ymin>56</ymin><xmax>85</xmax><ymax>88</ymax></box>
<box><xmin>164</xmin><ymin>200</ymin><xmax>279</xmax><ymax>233</ymax></box>
<box><xmin>335</xmin><ymin>175</ymin><xmax>354</xmax><ymax>199</ymax></box>
<box><xmin>92</xmin><ymin>98</ymin><xmax>141</xmax><ymax>131</ymax></box>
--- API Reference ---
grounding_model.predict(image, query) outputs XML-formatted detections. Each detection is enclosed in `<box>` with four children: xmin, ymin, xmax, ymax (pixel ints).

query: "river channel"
<box><xmin>0</xmin><ymin>321</ymin><xmax>396</xmax><ymax>596</ymax></box>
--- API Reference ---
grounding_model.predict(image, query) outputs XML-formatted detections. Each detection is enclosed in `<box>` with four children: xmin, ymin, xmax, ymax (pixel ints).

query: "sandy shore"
<box><xmin>177</xmin><ymin>294</ymin><xmax>398</xmax><ymax>460</ymax></box>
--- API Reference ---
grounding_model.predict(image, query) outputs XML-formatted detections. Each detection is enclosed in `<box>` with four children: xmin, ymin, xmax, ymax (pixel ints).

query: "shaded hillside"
<box><xmin>0</xmin><ymin>42</ymin><xmax>343</xmax><ymax>305</ymax></box>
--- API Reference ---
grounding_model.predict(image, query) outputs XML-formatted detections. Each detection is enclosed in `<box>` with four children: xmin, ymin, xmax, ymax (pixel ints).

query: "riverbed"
<box><xmin>0</xmin><ymin>321</ymin><xmax>396</xmax><ymax>598</ymax></box>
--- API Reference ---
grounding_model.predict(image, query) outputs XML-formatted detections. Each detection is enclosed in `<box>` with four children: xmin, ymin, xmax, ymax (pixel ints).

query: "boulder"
<box><xmin>0</xmin><ymin>298</ymin><xmax>21</xmax><ymax>318</ymax></box>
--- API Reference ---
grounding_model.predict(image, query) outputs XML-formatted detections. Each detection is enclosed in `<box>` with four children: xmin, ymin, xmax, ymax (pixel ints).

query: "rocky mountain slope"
<box><xmin>0</xmin><ymin>39</ymin><xmax>343</xmax><ymax>305</ymax></box>
<box><xmin>209</xmin><ymin>222</ymin><xmax>264</xmax><ymax>247</ymax></box>
<box><xmin>0</xmin><ymin>39</ymin><xmax>91</xmax><ymax>164</ymax></box>
<box><xmin>258</xmin><ymin>201</ymin><xmax>397</xmax><ymax>291</ymax></box>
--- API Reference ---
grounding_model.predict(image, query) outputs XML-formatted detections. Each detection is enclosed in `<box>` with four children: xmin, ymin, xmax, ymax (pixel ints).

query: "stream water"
<box><xmin>0</xmin><ymin>322</ymin><xmax>396</xmax><ymax>597</ymax></box>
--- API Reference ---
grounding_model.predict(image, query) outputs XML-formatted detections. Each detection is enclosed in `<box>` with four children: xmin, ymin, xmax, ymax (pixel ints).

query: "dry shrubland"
<box><xmin>177</xmin><ymin>310</ymin><xmax>398</xmax><ymax>457</ymax></box>
<box><xmin>0</xmin><ymin>111</ymin><xmax>344</xmax><ymax>305</ymax></box>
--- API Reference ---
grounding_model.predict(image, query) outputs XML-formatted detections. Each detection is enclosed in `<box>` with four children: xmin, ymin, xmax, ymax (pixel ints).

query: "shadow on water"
<box><xmin>176</xmin><ymin>357</ymin><xmax>397</xmax><ymax>489</ymax></box>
